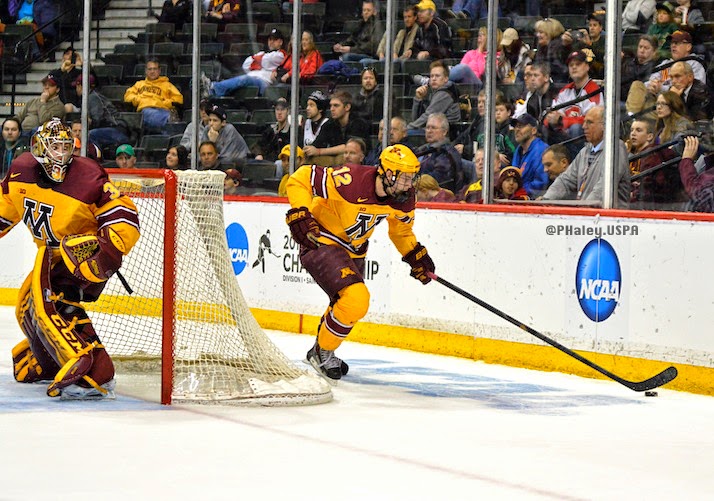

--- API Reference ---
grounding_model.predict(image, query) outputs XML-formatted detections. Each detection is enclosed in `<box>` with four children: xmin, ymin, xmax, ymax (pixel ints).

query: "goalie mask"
<box><xmin>377</xmin><ymin>145</ymin><xmax>421</xmax><ymax>203</ymax></box>
<box><xmin>31</xmin><ymin>118</ymin><xmax>75</xmax><ymax>183</ymax></box>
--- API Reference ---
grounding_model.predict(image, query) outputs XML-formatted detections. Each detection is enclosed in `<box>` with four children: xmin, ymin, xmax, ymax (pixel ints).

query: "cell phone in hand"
<box><xmin>71</xmin><ymin>52</ymin><xmax>77</xmax><ymax>64</ymax></box>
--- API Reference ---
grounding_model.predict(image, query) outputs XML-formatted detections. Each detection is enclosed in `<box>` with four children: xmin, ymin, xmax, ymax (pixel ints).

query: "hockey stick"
<box><xmin>427</xmin><ymin>272</ymin><xmax>678</xmax><ymax>392</ymax></box>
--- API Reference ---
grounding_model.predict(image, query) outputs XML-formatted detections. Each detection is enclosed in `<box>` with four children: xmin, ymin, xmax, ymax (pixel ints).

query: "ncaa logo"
<box><xmin>575</xmin><ymin>238</ymin><xmax>621</xmax><ymax>322</ymax></box>
<box><xmin>225</xmin><ymin>223</ymin><xmax>249</xmax><ymax>275</ymax></box>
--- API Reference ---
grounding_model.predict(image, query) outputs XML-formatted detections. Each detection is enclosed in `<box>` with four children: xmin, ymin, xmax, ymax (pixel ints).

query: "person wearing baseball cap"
<box><xmin>16</xmin><ymin>72</ymin><xmax>66</xmax><ymax>131</ymax></box>
<box><xmin>254</xmin><ymin>98</ymin><xmax>301</xmax><ymax>165</ymax></box>
<box><xmin>332</xmin><ymin>0</ymin><xmax>382</xmax><ymax>62</ymax></box>
<box><xmin>115</xmin><ymin>144</ymin><xmax>136</xmax><ymax>169</ymax></box>
<box><xmin>277</xmin><ymin>144</ymin><xmax>305</xmax><ymax>196</ymax></box>
<box><xmin>510</xmin><ymin>114</ymin><xmax>550</xmax><ymax>198</ymax></box>
<box><xmin>72</xmin><ymin>74</ymin><xmax>131</xmax><ymax>150</ymax></box>
<box><xmin>203</xmin><ymin>27</ymin><xmax>287</xmax><ymax>97</ymax></box>
<box><xmin>406</xmin><ymin>0</ymin><xmax>452</xmax><ymax>60</ymax></box>
<box><xmin>200</xmin><ymin>103</ymin><xmax>249</xmax><ymax>167</ymax></box>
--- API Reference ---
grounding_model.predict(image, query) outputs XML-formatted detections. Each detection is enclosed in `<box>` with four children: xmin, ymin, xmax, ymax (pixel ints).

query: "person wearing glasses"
<box><xmin>654</xmin><ymin>91</ymin><xmax>692</xmax><ymax>144</ymax></box>
<box><xmin>123</xmin><ymin>58</ymin><xmax>183</xmax><ymax>133</ymax></box>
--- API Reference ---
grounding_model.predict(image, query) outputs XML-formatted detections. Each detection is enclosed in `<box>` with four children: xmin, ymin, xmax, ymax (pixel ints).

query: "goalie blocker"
<box><xmin>13</xmin><ymin>245</ymin><xmax>117</xmax><ymax>399</ymax></box>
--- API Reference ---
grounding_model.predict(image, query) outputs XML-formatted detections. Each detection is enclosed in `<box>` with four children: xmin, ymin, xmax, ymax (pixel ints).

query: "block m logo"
<box><xmin>345</xmin><ymin>213</ymin><xmax>388</xmax><ymax>240</ymax></box>
<box><xmin>22</xmin><ymin>199</ymin><xmax>60</xmax><ymax>247</ymax></box>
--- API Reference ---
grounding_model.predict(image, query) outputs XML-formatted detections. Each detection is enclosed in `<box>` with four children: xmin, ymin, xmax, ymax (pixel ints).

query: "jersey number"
<box><xmin>103</xmin><ymin>182</ymin><xmax>122</xmax><ymax>200</ymax></box>
<box><xmin>331</xmin><ymin>167</ymin><xmax>353</xmax><ymax>188</ymax></box>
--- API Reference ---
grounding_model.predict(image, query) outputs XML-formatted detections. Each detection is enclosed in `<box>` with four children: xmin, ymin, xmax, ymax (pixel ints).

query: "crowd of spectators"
<box><xmin>2</xmin><ymin>0</ymin><xmax>714</xmax><ymax>208</ymax></box>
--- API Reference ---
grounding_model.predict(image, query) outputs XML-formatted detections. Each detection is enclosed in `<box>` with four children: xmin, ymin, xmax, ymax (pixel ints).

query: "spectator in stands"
<box><xmin>55</xmin><ymin>48</ymin><xmax>83</xmax><ymax>113</ymax></box>
<box><xmin>540</xmin><ymin>144</ymin><xmax>571</xmax><ymax>189</ymax></box>
<box><xmin>73</xmin><ymin>74</ymin><xmax>131</xmax><ymax>150</ymax></box>
<box><xmin>627</xmin><ymin>117</ymin><xmax>683</xmax><ymax>209</ymax></box>
<box><xmin>69</xmin><ymin>121</ymin><xmax>102</xmax><ymax>161</ymax></box>
<box><xmin>302</xmin><ymin>90</ymin><xmax>330</xmax><ymax>150</ymax></box>
<box><xmin>409</xmin><ymin>60</ymin><xmax>461</xmax><ymax>131</ymax></box>
<box><xmin>623</xmin><ymin>0</ymin><xmax>657</xmax><ymax>32</ymax></box>
<box><xmin>513</xmin><ymin>62</ymin><xmax>558</xmax><ymax>125</ymax></box>
<box><xmin>115</xmin><ymin>144</ymin><xmax>137</xmax><ymax>169</ymax></box>
<box><xmin>586</xmin><ymin>10</ymin><xmax>606</xmax><ymax>79</ymax></box>
<box><xmin>511</xmin><ymin>113</ymin><xmax>549</xmax><ymax>198</ymax></box>
<box><xmin>205</xmin><ymin>29</ymin><xmax>287</xmax><ymax>97</ymax></box>
<box><xmin>498</xmin><ymin>28</ymin><xmax>531</xmax><ymax>84</ymax></box>
<box><xmin>648</xmin><ymin>2</ymin><xmax>679</xmax><ymax>58</ymax></box>
<box><xmin>304</xmin><ymin>90</ymin><xmax>371</xmax><ymax>163</ymax></box>
<box><xmin>365</xmin><ymin>116</ymin><xmax>410</xmax><ymax>165</ymax></box>
<box><xmin>542</xmin><ymin>106</ymin><xmax>630</xmax><ymax>207</ymax></box>
<box><xmin>374</xmin><ymin>5</ymin><xmax>418</xmax><ymax>61</ymax></box>
<box><xmin>405</xmin><ymin>0</ymin><xmax>452</xmax><ymax>61</ymax></box>
<box><xmin>158</xmin><ymin>0</ymin><xmax>192</xmax><ymax>31</ymax></box>
<box><xmin>30</xmin><ymin>0</ymin><xmax>59</xmax><ymax>61</ymax></box>
<box><xmin>447</xmin><ymin>0</ymin><xmax>498</xmax><ymax>21</ymax></box>
<box><xmin>474</xmin><ymin>94</ymin><xmax>516</xmax><ymax>165</ymax></box>
<box><xmin>679</xmin><ymin>135</ymin><xmax>714</xmax><ymax>212</ymax></box>
<box><xmin>200</xmin><ymin>104</ymin><xmax>249</xmax><ymax>167</ymax></box>
<box><xmin>673</xmin><ymin>0</ymin><xmax>704</xmax><ymax>27</ymax></box>
<box><xmin>254</xmin><ymin>97</ymin><xmax>301</xmax><ymax>168</ymax></box>
<box><xmin>275</xmin><ymin>30</ymin><xmax>323</xmax><ymax>84</ymax></box>
<box><xmin>352</xmin><ymin>67</ymin><xmax>387</xmax><ymax>122</ymax></box>
<box><xmin>344</xmin><ymin>137</ymin><xmax>367</xmax><ymax>164</ymax></box>
<box><xmin>1</xmin><ymin>118</ymin><xmax>28</xmax><ymax>180</ymax></box>
<box><xmin>277</xmin><ymin>144</ymin><xmax>305</xmax><ymax>197</ymax></box>
<box><xmin>654</xmin><ymin>90</ymin><xmax>693</xmax><ymax>143</ymax></box>
<box><xmin>181</xmin><ymin>99</ymin><xmax>211</xmax><ymax>154</ymax></box>
<box><xmin>532</xmin><ymin>18</ymin><xmax>567</xmax><ymax>84</ymax></box>
<box><xmin>205</xmin><ymin>0</ymin><xmax>240</xmax><ymax>24</ymax></box>
<box><xmin>447</xmin><ymin>26</ymin><xmax>498</xmax><ymax>87</ymax></box>
<box><xmin>669</xmin><ymin>61</ymin><xmax>711</xmax><ymax>121</ymax></box>
<box><xmin>198</xmin><ymin>141</ymin><xmax>223</xmax><ymax>170</ymax></box>
<box><xmin>416</xmin><ymin>173</ymin><xmax>456</xmax><ymax>202</ymax></box>
<box><xmin>495</xmin><ymin>166</ymin><xmax>529</xmax><ymax>200</ymax></box>
<box><xmin>419</xmin><ymin>113</ymin><xmax>470</xmax><ymax>193</ymax></box>
<box><xmin>16</xmin><ymin>72</ymin><xmax>65</xmax><ymax>132</ymax></box>
<box><xmin>546</xmin><ymin>49</ymin><xmax>603</xmax><ymax>157</ymax></box>
<box><xmin>333</xmin><ymin>0</ymin><xmax>383</xmax><ymax>62</ymax></box>
<box><xmin>626</xmin><ymin>30</ymin><xmax>706</xmax><ymax>114</ymax></box>
<box><xmin>164</xmin><ymin>145</ymin><xmax>189</xmax><ymax>170</ymax></box>
<box><xmin>123</xmin><ymin>58</ymin><xmax>183</xmax><ymax>133</ymax></box>
<box><xmin>620</xmin><ymin>35</ymin><xmax>659</xmax><ymax>101</ymax></box>
<box><xmin>456</xmin><ymin>147</ymin><xmax>502</xmax><ymax>203</ymax></box>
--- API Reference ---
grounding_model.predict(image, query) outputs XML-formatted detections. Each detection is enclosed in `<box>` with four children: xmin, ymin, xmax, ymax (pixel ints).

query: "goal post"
<box><xmin>89</xmin><ymin>169</ymin><xmax>332</xmax><ymax>405</ymax></box>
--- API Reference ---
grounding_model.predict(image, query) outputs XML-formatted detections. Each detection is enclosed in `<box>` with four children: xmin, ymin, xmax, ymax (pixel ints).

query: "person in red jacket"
<box><xmin>275</xmin><ymin>30</ymin><xmax>323</xmax><ymax>84</ymax></box>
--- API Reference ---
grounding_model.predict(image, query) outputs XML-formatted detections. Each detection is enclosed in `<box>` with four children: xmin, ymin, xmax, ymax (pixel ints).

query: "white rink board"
<box><xmin>2</xmin><ymin>201</ymin><xmax>713</xmax><ymax>367</ymax></box>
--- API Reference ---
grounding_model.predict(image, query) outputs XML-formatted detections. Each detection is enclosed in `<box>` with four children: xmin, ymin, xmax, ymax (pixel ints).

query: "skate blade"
<box><xmin>304</xmin><ymin>356</ymin><xmax>340</xmax><ymax>387</ymax></box>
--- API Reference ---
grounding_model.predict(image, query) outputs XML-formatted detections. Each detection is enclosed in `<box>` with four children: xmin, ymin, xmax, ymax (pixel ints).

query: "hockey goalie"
<box><xmin>0</xmin><ymin>118</ymin><xmax>140</xmax><ymax>400</ymax></box>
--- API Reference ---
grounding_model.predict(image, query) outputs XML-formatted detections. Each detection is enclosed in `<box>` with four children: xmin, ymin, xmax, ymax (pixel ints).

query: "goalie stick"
<box><xmin>428</xmin><ymin>272</ymin><xmax>678</xmax><ymax>392</ymax></box>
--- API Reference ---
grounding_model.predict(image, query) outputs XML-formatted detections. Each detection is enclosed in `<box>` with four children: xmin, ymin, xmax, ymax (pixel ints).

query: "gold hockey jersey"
<box><xmin>286</xmin><ymin>163</ymin><xmax>418</xmax><ymax>258</ymax></box>
<box><xmin>0</xmin><ymin>153</ymin><xmax>140</xmax><ymax>258</ymax></box>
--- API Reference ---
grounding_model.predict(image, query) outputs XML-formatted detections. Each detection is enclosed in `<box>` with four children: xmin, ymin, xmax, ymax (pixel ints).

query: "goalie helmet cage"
<box><xmin>91</xmin><ymin>169</ymin><xmax>332</xmax><ymax>405</ymax></box>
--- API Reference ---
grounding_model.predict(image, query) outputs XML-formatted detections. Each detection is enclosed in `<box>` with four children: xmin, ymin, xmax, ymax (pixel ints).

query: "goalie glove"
<box><xmin>59</xmin><ymin>227</ymin><xmax>125</xmax><ymax>283</ymax></box>
<box><xmin>402</xmin><ymin>243</ymin><xmax>435</xmax><ymax>284</ymax></box>
<box><xmin>285</xmin><ymin>206</ymin><xmax>320</xmax><ymax>250</ymax></box>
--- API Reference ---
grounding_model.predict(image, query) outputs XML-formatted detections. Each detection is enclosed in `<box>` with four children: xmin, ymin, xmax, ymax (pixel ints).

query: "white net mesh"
<box><xmin>90</xmin><ymin>170</ymin><xmax>332</xmax><ymax>405</ymax></box>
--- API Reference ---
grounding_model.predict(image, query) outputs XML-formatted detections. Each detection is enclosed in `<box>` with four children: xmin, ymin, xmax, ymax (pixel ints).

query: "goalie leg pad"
<box><xmin>12</xmin><ymin>338</ymin><xmax>53</xmax><ymax>383</ymax></box>
<box><xmin>317</xmin><ymin>282</ymin><xmax>370</xmax><ymax>351</ymax></box>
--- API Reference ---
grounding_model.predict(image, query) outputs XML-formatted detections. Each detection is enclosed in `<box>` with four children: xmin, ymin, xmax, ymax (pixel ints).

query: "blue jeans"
<box><xmin>342</xmin><ymin>52</ymin><xmax>373</xmax><ymax>62</ymax></box>
<box><xmin>449</xmin><ymin>64</ymin><xmax>483</xmax><ymax>86</ymax></box>
<box><xmin>89</xmin><ymin>127</ymin><xmax>130</xmax><ymax>149</ymax></box>
<box><xmin>212</xmin><ymin>75</ymin><xmax>268</xmax><ymax>96</ymax></box>
<box><xmin>142</xmin><ymin>108</ymin><xmax>170</xmax><ymax>131</ymax></box>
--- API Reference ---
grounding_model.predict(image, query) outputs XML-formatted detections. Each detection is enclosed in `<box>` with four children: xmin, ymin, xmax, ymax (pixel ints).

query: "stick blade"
<box><xmin>627</xmin><ymin>366</ymin><xmax>678</xmax><ymax>392</ymax></box>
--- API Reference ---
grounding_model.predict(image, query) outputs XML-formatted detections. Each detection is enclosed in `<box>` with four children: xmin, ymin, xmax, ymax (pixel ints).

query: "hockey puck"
<box><xmin>645</xmin><ymin>391</ymin><xmax>658</xmax><ymax>397</ymax></box>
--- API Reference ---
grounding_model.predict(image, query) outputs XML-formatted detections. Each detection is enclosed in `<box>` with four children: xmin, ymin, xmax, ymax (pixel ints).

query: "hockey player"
<box><xmin>0</xmin><ymin>118</ymin><xmax>140</xmax><ymax>400</ymax></box>
<box><xmin>285</xmin><ymin>144</ymin><xmax>435</xmax><ymax>381</ymax></box>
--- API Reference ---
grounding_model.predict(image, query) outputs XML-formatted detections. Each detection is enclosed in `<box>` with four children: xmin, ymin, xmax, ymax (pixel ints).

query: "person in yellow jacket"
<box><xmin>285</xmin><ymin>144</ymin><xmax>436</xmax><ymax>382</ymax></box>
<box><xmin>123</xmin><ymin>58</ymin><xmax>184</xmax><ymax>132</ymax></box>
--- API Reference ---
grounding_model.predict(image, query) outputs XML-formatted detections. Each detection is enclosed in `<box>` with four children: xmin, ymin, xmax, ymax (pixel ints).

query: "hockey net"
<box><xmin>89</xmin><ymin>169</ymin><xmax>332</xmax><ymax>405</ymax></box>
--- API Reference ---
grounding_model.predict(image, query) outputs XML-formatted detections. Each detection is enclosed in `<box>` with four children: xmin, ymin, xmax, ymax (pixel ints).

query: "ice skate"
<box><xmin>306</xmin><ymin>342</ymin><xmax>346</xmax><ymax>383</ymax></box>
<box><xmin>59</xmin><ymin>379</ymin><xmax>116</xmax><ymax>401</ymax></box>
